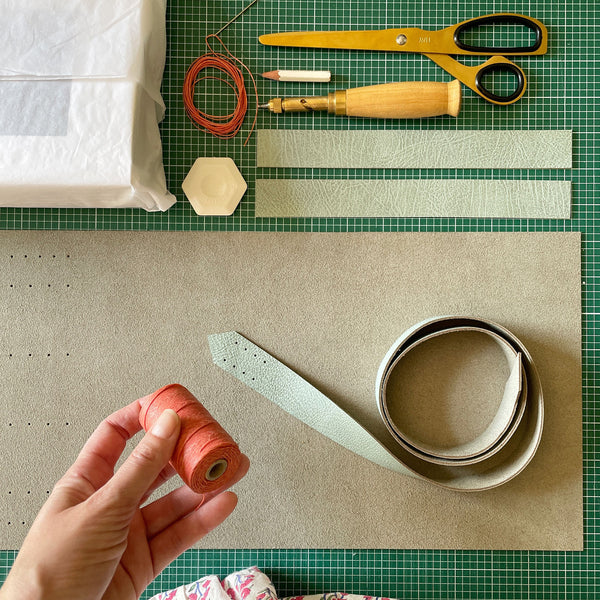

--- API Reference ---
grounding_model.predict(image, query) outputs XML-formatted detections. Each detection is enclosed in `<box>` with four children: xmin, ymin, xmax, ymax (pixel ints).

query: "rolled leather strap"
<box><xmin>208</xmin><ymin>316</ymin><xmax>543</xmax><ymax>491</ymax></box>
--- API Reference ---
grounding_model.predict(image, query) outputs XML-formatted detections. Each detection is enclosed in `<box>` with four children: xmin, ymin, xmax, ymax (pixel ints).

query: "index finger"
<box><xmin>64</xmin><ymin>398</ymin><xmax>144</xmax><ymax>491</ymax></box>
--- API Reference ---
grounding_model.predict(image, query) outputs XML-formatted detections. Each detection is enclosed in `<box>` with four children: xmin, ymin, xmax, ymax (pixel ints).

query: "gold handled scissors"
<box><xmin>259</xmin><ymin>13</ymin><xmax>547</xmax><ymax>105</ymax></box>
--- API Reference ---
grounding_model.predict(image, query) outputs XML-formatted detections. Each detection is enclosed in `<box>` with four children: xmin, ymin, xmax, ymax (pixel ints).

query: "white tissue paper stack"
<box><xmin>0</xmin><ymin>0</ymin><xmax>176</xmax><ymax>211</ymax></box>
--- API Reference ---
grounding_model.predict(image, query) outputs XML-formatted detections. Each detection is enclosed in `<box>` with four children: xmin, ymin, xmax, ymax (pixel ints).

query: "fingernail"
<box><xmin>151</xmin><ymin>409</ymin><xmax>179</xmax><ymax>439</ymax></box>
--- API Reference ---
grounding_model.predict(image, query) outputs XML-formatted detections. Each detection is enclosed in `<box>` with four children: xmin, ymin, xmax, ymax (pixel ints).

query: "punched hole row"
<box><xmin>7</xmin><ymin>283</ymin><xmax>71</xmax><ymax>288</ymax></box>
<box><xmin>6</xmin><ymin>352</ymin><xmax>71</xmax><ymax>357</ymax></box>
<box><xmin>7</xmin><ymin>490</ymin><xmax>50</xmax><ymax>496</ymax></box>
<box><xmin>8</xmin><ymin>254</ymin><xmax>71</xmax><ymax>259</ymax></box>
<box><xmin>6</xmin><ymin>421</ymin><xmax>71</xmax><ymax>427</ymax></box>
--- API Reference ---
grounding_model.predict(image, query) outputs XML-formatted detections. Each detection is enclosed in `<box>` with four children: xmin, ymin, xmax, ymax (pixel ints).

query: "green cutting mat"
<box><xmin>1</xmin><ymin>0</ymin><xmax>597</xmax><ymax>598</ymax></box>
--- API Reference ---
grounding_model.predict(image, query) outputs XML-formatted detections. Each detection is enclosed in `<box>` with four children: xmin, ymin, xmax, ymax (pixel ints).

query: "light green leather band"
<box><xmin>257</xmin><ymin>129</ymin><xmax>572</xmax><ymax>169</ymax></box>
<box><xmin>255</xmin><ymin>179</ymin><xmax>571</xmax><ymax>219</ymax></box>
<box><xmin>208</xmin><ymin>330</ymin><xmax>408</xmax><ymax>475</ymax></box>
<box><xmin>209</xmin><ymin>317</ymin><xmax>544</xmax><ymax>492</ymax></box>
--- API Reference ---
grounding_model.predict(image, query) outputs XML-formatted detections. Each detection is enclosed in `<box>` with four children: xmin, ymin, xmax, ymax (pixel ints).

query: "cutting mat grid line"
<box><xmin>1</xmin><ymin>0</ymin><xmax>598</xmax><ymax>598</ymax></box>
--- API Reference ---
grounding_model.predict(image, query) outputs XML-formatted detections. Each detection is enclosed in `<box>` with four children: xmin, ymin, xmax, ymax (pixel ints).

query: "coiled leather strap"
<box><xmin>209</xmin><ymin>316</ymin><xmax>543</xmax><ymax>491</ymax></box>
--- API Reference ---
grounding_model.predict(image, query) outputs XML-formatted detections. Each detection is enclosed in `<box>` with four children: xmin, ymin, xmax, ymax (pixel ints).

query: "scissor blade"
<box><xmin>259</xmin><ymin>30</ymin><xmax>411</xmax><ymax>53</ymax></box>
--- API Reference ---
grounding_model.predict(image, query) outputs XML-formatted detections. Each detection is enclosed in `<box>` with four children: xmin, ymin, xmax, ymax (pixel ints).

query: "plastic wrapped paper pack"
<box><xmin>0</xmin><ymin>0</ymin><xmax>175</xmax><ymax>211</ymax></box>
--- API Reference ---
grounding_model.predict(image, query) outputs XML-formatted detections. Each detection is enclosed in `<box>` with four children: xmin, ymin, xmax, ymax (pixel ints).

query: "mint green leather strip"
<box><xmin>255</xmin><ymin>179</ymin><xmax>571</xmax><ymax>219</ymax></box>
<box><xmin>256</xmin><ymin>130</ymin><xmax>572</xmax><ymax>169</ymax></box>
<box><xmin>208</xmin><ymin>331</ymin><xmax>409</xmax><ymax>475</ymax></box>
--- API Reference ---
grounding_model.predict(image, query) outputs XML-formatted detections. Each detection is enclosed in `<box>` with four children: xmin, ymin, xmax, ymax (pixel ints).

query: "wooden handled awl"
<box><xmin>260</xmin><ymin>79</ymin><xmax>461</xmax><ymax>118</ymax></box>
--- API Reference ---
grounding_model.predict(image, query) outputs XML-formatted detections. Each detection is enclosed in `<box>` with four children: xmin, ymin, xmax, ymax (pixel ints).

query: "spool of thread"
<box><xmin>139</xmin><ymin>384</ymin><xmax>242</xmax><ymax>494</ymax></box>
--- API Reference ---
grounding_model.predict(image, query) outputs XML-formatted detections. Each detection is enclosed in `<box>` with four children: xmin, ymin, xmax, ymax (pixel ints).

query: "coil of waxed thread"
<box><xmin>182</xmin><ymin>34</ymin><xmax>258</xmax><ymax>146</ymax></box>
<box><xmin>139</xmin><ymin>384</ymin><xmax>242</xmax><ymax>494</ymax></box>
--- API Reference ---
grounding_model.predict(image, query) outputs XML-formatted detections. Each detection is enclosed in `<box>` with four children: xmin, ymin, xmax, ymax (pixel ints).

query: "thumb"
<box><xmin>102</xmin><ymin>409</ymin><xmax>180</xmax><ymax>509</ymax></box>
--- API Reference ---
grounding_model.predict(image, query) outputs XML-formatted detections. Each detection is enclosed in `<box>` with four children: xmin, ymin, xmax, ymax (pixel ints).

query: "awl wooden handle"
<box><xmin>262</xmin><ymin>80</ymin><xmax>461</xmax><ymax>118</ymax></box>
<box><xmin>341</xmin><ymin>80</ymin><xmax>461</xmax><ymax>118</ymax></box>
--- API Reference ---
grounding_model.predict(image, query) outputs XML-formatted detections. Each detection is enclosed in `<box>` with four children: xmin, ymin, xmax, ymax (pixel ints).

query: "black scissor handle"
<box><xmin>474</xmin><ymin>61</ymin><xmax>526</xmax><ymax>104</ymax></box>
<box><xmin>454</xmin><ymin>14</ymin><xmax>544</xmax><ymax>54</ymax></box>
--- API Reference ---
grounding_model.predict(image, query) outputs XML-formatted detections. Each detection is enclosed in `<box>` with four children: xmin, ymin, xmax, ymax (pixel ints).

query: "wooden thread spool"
<box><xmin>139</xmin><ymin>384</ymin><xmax>242</xmax><ymax>494</ymax></box>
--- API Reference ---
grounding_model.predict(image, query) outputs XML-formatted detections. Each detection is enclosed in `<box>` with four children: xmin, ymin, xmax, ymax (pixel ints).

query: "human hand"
<box><xmin>0</xmin><ymin>397</ymin><xmax>249</xmax><ymax>600</ymax></box>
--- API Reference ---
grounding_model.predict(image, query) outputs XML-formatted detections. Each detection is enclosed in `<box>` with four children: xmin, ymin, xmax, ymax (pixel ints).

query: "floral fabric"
<box><xmin>150</xmin><ymin>567</ymin><xmax>393</xmax><ymax>600</ymax></box>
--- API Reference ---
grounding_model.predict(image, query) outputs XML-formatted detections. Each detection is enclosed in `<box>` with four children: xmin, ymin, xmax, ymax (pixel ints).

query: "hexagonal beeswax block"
<box><xmin>182</xmin><ymin>157</ymin><xmax>247</xmax><ymax>216</ymax></box>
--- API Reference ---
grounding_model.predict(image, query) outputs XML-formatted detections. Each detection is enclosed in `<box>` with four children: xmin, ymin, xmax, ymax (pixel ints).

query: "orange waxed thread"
<box><xmin>139</xmin><ymin>384</ymin><xmax>242</xmax><ymax>494</ymax></box>
<box><xmin>182</xmin><ymin>34</ymin><xmax>258</xmax><ymax>146</ymax></box>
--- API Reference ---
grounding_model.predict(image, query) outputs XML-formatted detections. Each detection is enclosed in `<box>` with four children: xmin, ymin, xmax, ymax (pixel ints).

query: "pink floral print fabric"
<box><xmin>150</xmin><ymin>567</ymin><xmax>393</xmax><ymax>600</ymax></box>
